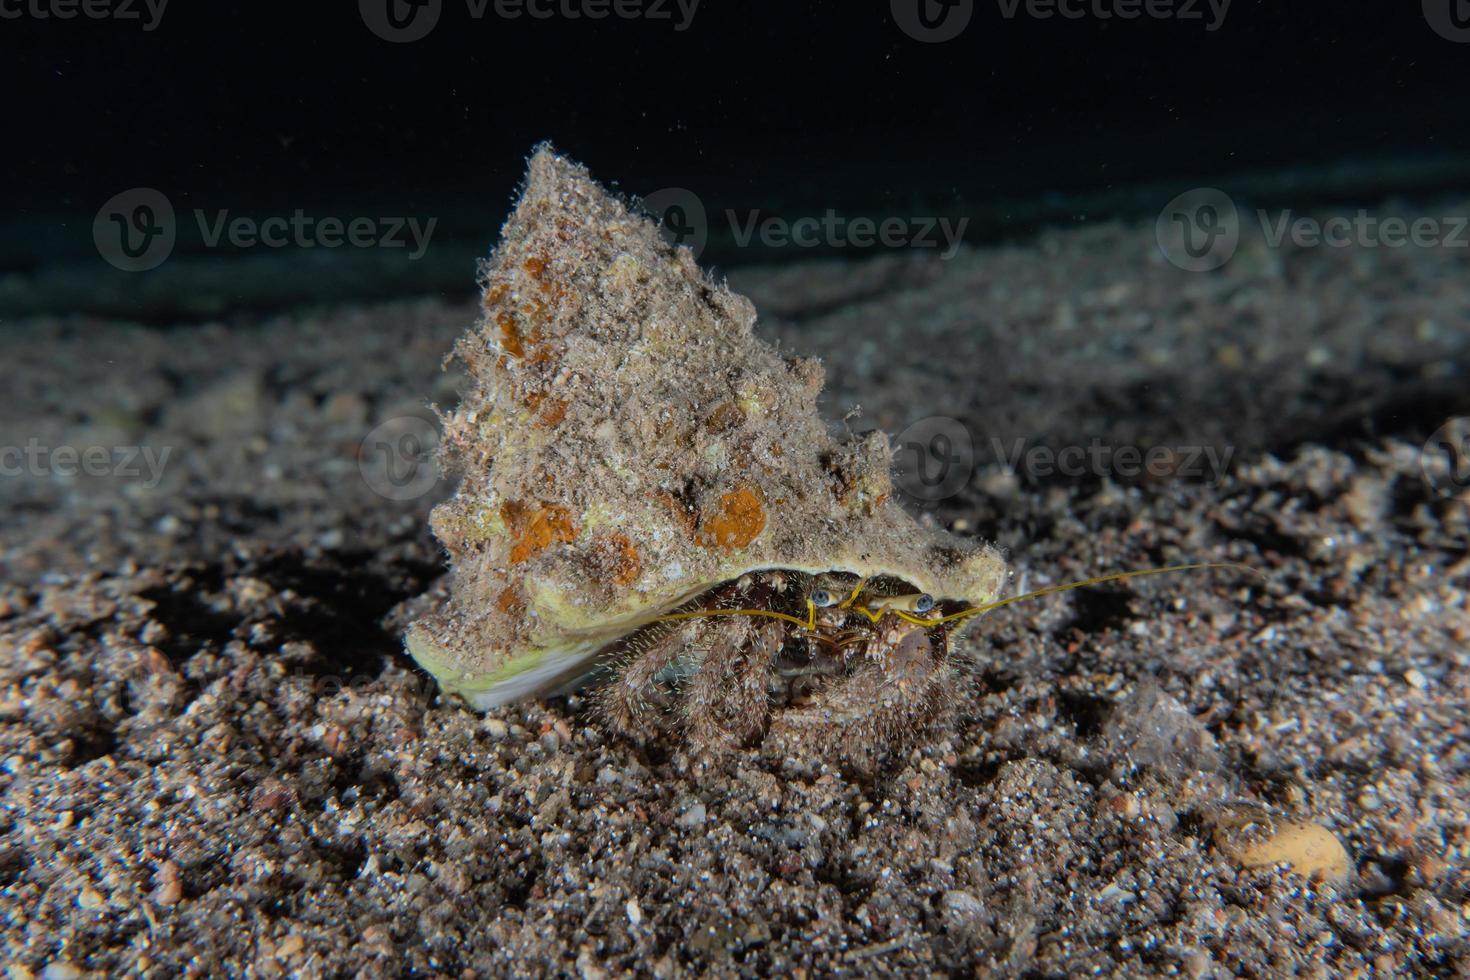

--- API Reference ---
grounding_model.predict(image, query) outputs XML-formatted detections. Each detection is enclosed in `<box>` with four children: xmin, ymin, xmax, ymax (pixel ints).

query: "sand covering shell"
<box><xmin>407</xmin><ymin>145</ymin><xmax>1008</xmax><ymax>708</ymax></box>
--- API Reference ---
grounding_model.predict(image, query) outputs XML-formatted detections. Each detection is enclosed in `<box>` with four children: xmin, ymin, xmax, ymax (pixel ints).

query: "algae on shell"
<box><xmin>407</xmin><ymin>144</ymin><xmax>1008</xmax><ymax>708</ymax></box>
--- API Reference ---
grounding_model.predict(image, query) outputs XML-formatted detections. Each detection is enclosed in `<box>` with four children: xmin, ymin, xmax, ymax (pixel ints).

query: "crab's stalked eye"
<box><xmin>913</xmin><ymin>594</ymin><xmax>935</xmax><ymax>613</ymax></box>
<box><xmin>810</xmin><ymin>589</ymin><xmax>837</xmax><ymax>608</ymax></box>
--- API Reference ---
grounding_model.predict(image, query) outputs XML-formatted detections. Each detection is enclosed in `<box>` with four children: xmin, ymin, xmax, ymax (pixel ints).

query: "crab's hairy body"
<box><xmin>593</xmin><ymin>570</ymin><xmax>964</xmax><ymax>762</ymax></box>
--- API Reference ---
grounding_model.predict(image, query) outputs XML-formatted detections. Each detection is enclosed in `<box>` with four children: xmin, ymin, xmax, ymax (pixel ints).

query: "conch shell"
<box><xmin>407</xmin><ymin>145</ymin><xmax>1007</xmax><ymax>708</ymax></box>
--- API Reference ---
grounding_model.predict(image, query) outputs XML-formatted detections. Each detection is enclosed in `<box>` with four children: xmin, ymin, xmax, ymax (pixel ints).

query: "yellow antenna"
<box><xmin>837</xmin><ymin>576</ymin><xmax>871</xmax><ymax>609</ymax></box>
<box><xmin>891</xmin><ymin>561</ymin><xmax>1261</xmax><ymax>627</ymax></box>
<box><xmin>644</xmin><ymin>562</ymin><xmax>1261</xmax><ymax>634</ymax></box>
<box><xmin>649</xmin><ymin>604</ymin><xmax>815</xmax><ymax>630</ymax></box>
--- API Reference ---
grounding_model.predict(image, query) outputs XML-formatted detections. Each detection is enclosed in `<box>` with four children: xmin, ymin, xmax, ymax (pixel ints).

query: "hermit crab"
<box><xmin>404</xmin><ymin>145</ymin><xmax>1237</xmax><ymax>762</ymax></box>
<box><xmin>597</xmin><ymin>571</ymin><xmax>968</xmax><ymax>756</ymax></box>
<box><xmin>592</xmin><ymin>563</ymin><xmax>1229</xmax><ymax>759</ymax></box>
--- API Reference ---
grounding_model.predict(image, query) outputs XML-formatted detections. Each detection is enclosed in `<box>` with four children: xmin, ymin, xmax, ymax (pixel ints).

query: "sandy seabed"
<box><xmin>0</xmin><ymin>206</ymin><xmax>1467</xmax><ymax>976</ymax></box>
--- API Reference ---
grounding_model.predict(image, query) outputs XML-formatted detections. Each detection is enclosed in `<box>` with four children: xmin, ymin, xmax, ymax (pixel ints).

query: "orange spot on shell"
<box><xmin>501</xmin><ymin>501</ymin><xmax>578</xmax><ymax>564</ymax></box>
<box><xmin>597</xmin><ymin>533</ymin><xmax>642</xmax><ymax>588</ymax></box>
<box><xmin>496</xmin><ymin>311</ymin><xmax>524</xmax><ymax>359</ymax></box>
<box><xmin>537</xmin><ymin>398</ymin><xmax>568</xmax><ymax>428</ymax></box>
<box><xmin>495</xmin><ymin>586</ymin><xmax>526</xmax><ymax>615</ymax></box>
<box><xmin>523</xmin><ymin>255</ymin><xmax>549</xmax><ymax>285</ymax></box>
<box><xmin>696</xmin><ymin>487</ymin><xmax>766</xmax><ymax>551</ymax></box>
<box><xmin>704</xmin><ymin>401</ymin><xmax>745</xmax><ymax>432</ymax></box>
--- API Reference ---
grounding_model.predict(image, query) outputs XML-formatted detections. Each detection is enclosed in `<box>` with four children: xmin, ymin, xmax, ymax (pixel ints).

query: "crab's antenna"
<box><xmin>649</xmin><ymin>598</ymin><xmax>823</xmax><ymax>632</ymax></box>
<box><xmin>838</xmin><ymin>576</ymin><xmax>872</xmax><ymax>609</ymax></box>
<box><xmin>893</xmin><ymin>561</ymin><xmax>1262</xmax><ymax>627</ymax></box>
<box><xmin>649</xmin><ymin>606</ymin><xmax>811</xmax><ymax>629</ymax></box>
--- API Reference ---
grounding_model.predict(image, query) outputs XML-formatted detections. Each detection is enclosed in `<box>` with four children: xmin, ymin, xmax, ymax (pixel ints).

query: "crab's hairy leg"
<box><xmin>598</xmin><ymin>620</ymin><xmax>701</xmax><ymax>739</ymax></box>
<box><xmin>735</xmin><ymin>621</ymin><xmax>785</xmax><ymax>744</ymax></box>
<box><xmin>680</xmin><ymin>618</ymin><xmax>781</xmax><ymax>752</ymax></box>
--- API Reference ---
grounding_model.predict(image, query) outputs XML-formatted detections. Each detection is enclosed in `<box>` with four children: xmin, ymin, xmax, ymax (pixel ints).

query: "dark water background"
<box><xmin>3</xmin><ymin>1</ymin><xmax>1468</xmax><ymax>321</ymax></box>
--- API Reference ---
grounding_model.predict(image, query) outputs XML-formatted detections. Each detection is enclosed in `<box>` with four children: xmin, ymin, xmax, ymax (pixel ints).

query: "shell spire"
<box><xmin>407</xmin><ymin>144</ymin><xmax>1007</xmax><ymax>707</ymax></box>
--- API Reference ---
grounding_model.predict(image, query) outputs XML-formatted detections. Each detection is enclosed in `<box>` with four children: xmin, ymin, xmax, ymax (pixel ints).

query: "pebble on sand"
<box><xmin>1213</xmin><ymin>808</ymin><xmax>1353</xmax><ymax>886</ymax></box>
